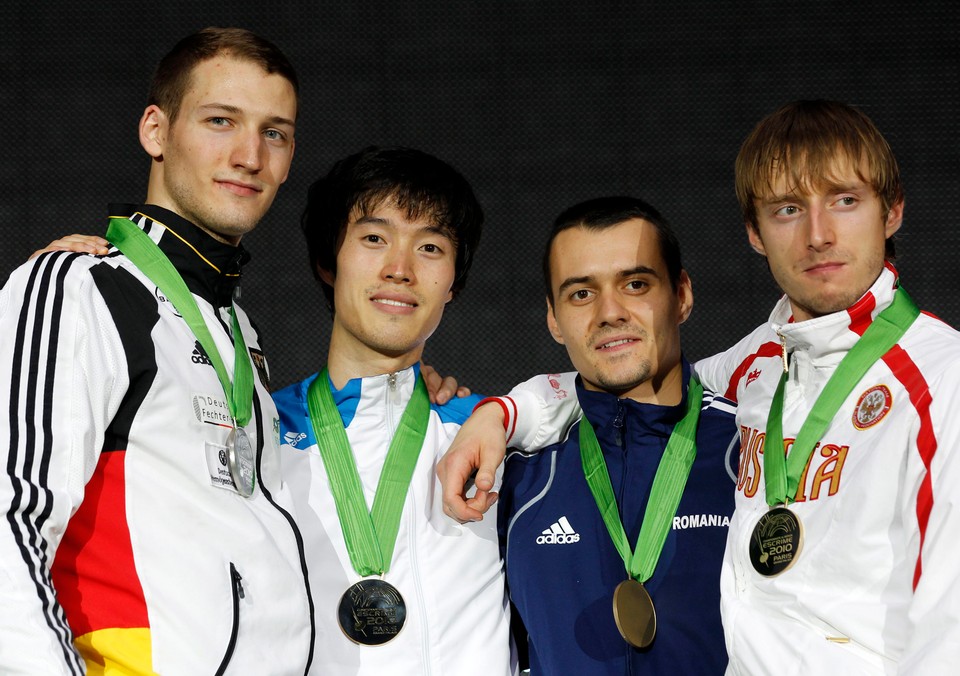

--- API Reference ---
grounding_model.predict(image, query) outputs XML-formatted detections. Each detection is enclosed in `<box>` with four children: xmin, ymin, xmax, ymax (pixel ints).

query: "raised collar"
<box><xmin>110</xmin><ymin>203</ymin><xmax>251</xmax><ymax>308</ymax></box>
<box><xmin>575</xmin><ymin>359</ymin><xmax>693</xmax><ymax>446</ymax></box>
<box><xmin>769</xmin><ymin>263</ymin><xmax>900</xmax><ymax>364</ymax></box>
<box><xmin>318</xmin><ymin>364</ymin><xmax>420</xmax><ymax>429</ymax></box>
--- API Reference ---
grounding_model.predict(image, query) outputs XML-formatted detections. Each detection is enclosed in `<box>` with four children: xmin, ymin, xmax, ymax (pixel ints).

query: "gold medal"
<box><xmin>337</xmin><ymin>579</ymin><xmax>407</xmax><ymax>646</ymax></box>
<box><xmin>612</xmin><ymin>579</ymin><xmax>657</xmax><ymax>648</ymax></box>
<box><xmin>749</xmin><ymin>506</ymin><xmax>804</xmax><ymax>576</ymax></box>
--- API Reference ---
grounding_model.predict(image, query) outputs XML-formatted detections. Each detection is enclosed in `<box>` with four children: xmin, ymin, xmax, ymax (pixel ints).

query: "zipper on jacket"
<box><xmin>387</xmin><ymin>371</ymin><xmax>400</xmax><ymax>407</ymax></box>
<box><xmin>215</xmin><ymin>562</ymin><xmax>244</xmax><ymax>676</ymax></box>
<box><xmin>615</xmin><ymin>400</ymin><xmax>630</xmax><ymax>511</ymax></box>
<box><xmin>613</xmin><ymin>399</ymin><xmax>625</xmax><ymax>448</ymax></box>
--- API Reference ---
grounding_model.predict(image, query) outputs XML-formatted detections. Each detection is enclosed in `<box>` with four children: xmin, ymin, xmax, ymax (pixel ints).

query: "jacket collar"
<box><xmin>769</xmin><ymin>263</ymin><xmax>900</xmax><ymax>364</ymax></box>
<box><xmin>575</xmin><ymin>359</ymin><xmax>693</xmax><ymax>447</ymax></box>
<box><xmin>111</xmin><ymin>203</ymin><xmax>251</xmax><ymax>307</ymax></box>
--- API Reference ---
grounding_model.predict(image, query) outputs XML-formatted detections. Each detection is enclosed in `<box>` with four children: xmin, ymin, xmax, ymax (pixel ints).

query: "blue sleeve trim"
<box><xmin>431</xmin><ymin>392</ymin><xmax>484</xmax><ymax>425</ymax></box>
<box><xmin>273</xmin><ymin>373</ymin><xmax>320</xmax><ymax>450</ymax></box>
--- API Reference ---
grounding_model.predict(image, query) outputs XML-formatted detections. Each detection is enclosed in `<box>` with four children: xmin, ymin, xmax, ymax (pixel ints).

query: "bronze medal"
<box><xmin>227</xmin><ymin>425</ymin><xmax>256</xmax><ymax>498</ymax></box>
<box><xmin>338</xmin><ymin>579</ymin><xmax>407</xmax><ymax>646</ymax></box>
<box><xmin>749</xmin><ymin>506</ymin><xmax>804</xmax><ymax>576</ymax></box>
<box><xmin>612</xmin><ymin>579</ymin><xmax>657</xmax><ymax>649</ymax></box>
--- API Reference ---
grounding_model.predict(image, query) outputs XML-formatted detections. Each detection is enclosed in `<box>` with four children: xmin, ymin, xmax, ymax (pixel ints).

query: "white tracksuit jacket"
<box><xmin>0</xmin><ymin>207</ymin><xmax>313</xmax><ymax>675</ymax></box>
<box><xmin>696</xmin><ymin>265</ymin><xmax>960</xmax><ymax>675</ymax></box>
<box><xmin>275</xmin><ymin>365</ymin><xmax>514</xmax><ymax>676</ymax></box>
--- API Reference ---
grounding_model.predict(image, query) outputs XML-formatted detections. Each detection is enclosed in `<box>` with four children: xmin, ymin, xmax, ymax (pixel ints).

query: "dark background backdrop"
<box><xmin>2</xmin><ymin>2</ymin><xmax>957</xmax><ymax>394</ymax></box>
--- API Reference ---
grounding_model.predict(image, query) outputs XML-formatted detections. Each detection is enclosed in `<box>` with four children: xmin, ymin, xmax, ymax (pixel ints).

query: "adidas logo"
<box><xmin>536</xmin><ymin>516</ymin><xmax>580</xmax><ymax>545</ymax></box>
<box><xmin>192</xmin><ymin>341</ymin><xmax>212</xmax><ymax>366</ymax></box>
<box><xmin>284</xmin><ymin>431</ymin><xmax>307</xmax><ymax>446</ymax></box>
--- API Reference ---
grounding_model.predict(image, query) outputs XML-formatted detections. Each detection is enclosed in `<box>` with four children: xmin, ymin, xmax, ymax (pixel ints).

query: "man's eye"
<box><xmin>572</xmin><ymin>289</ymin><xmax>591</xmax><ymax>300</ymax></box>
<box><xmin>627</xmin><ymin>280</ymin><xmax>647</xmax><ymax>290</ymax></box>
<box><xmin>775</xmin><ymin>205</ymin><xmax>799</xmax><ymax>217</ymax></box>
<box><xmin>364</xmin><ymin>235</ymin><xmax>383</xmax><ymax>244</ymax></box>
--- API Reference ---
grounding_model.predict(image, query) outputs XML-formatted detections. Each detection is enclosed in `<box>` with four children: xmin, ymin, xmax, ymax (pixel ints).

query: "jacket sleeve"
<box><xmin>899</xmin><ymin>357</ymin><xmax>960</xmax><ymax>674</ymax></box>
<box><xmin>491</xmin><ymin>371</ymin><xmax>580</xmax><ymax>451</ymax></box>
<box><xmin>694</xmin><ymin>324</ymin><xmax>777</xmax><ymax>402</ymax></box>
<box><xmin>0</xmin><ymin>253</ymin><xmax>125</xmax><ymax>674</ymax></box>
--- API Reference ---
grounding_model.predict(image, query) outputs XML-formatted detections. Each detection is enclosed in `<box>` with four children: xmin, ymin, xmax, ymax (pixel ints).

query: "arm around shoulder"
<box><xmin>438</xmin><ymin>372</ymin><xmax>581</xmax><ymax>522</ymax></box>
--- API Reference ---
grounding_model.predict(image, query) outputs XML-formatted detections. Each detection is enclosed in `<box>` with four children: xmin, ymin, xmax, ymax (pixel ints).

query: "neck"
<box><xmin>145</xmin><ymin>181</ymin><xmax>241</xmax><ymax>246</ymax></box>
<box><xmin>325</xmin><ymin>330</ymin><xmax>423</xmax><ymax>390</ymax></box>
<box><xmin>583</xmin><ymin>359</ymin><xmax>685</xmax><ymax>406</ymax></box>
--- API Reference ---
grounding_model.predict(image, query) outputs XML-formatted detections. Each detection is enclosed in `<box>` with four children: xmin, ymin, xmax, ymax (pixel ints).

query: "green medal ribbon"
<box><xmin>580</xmin><ymin>377</ymin><xmax>703</xmax><ymax>583</ymax></box>
<box><xmin>306</xmin><ymin>368</ymin><xmax>429</xmax><ymax>576</ymax></box>
<box><xmin>763</xmin><ymin>287</ymin><xmax>920</xmax><ymax>506</ymax></box>
<box><xmin>106</xmin><ymin>218</ymin><xmax>253</xmax><ymax>427</ymax></box>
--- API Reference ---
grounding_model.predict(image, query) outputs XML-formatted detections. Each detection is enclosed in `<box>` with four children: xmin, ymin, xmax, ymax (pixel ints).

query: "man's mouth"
<box><xmin>374</xmin><ymin>298</ymin><xmax>416</xmax><ymax>308</ymax></box>
<box><xmin>217</xmin><ymin>179</ymin><xmax>263</xmax><ymax>197</ymax></box>
<box><xmin>597</xmin><ymin>338</ymin><xmax>637</xmax><ymax>350</ymax></box>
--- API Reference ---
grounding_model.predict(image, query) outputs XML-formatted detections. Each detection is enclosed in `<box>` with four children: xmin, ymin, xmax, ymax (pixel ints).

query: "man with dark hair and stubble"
<box><xmin>494</xmin><ymin>196</ymin><xmax>738</xmax><ymax>674</ymax></box>
<box><xmin>0</xmin><ymin>27</ymin><xmax>314</xmax><ymax>673</ymax></box>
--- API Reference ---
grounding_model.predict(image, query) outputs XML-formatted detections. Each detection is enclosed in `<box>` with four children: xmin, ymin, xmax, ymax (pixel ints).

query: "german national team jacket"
<box><xmin>498</xmin><ymin>363</ymin><xmax>738</xmax><ymax>675</ymax></box>
<box><xmin>275</xmin><ymin>365</ymin><xmax>515</xmax><ymax>676</ymax></box>
<box><xmin>0</xmin><ymin>206</ymin><xmax>313</xmax><ymax>674</ymax></box>
<box><xmin>695</xmin><ymin>265</ymin><xmax>960</xmax><ymax>675</ymax></box>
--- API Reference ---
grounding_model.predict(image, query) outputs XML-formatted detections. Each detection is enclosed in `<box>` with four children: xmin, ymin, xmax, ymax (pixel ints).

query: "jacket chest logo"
<box><xmin>852</xmin><ymin>385</ymin><xmax>892</xmax><ymax>430</ymax></box>
<box><xmin>536</xmin><ymin>516</ymin><xmax>580</xmax><ymax>544</ymax></box>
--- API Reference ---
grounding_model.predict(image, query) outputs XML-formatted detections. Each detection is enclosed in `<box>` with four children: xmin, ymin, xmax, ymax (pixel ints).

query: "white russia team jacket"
<box><xmin>696</xmin><ymin>265</ymin><xmax>960</xmax><ymax>675</ymax></box>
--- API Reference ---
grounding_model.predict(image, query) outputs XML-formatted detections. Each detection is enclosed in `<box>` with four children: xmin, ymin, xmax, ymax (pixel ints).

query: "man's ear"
<box><xmin>318</xmin><ymin>266</ymin><xmax>335</xmax><ymax>287</ymax></box>
<box><xmin>677</xmin><ymin>270</ymin><xmax>694</xmax><ymax>325</ymax></box>
<box><xmin>545</xmin><ymin>297</ymin><xmax>565</xmax><ymax>345</ymax></box>
<box><xmin>139</xmin><ymin>105</ymin><xmax>167</xmax><ymax>159</ymax></box>
<box><xmin>746</xmin><ymin>222</ymin><xmax>766</xmax><ymax>256</ymax></box>
<box><xmin>884</xmin><ymin>199</ymin><xmax>904</xmax><ymax>239</ymax></box>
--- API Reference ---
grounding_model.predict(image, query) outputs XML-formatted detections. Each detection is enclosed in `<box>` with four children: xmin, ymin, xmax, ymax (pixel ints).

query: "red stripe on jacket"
<box><xmin>51</xmin><ymin>450</ymin><xmax>149</xmax><ymax>635</ymax></box>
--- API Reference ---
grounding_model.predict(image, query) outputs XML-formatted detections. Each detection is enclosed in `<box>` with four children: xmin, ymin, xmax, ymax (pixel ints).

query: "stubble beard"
<box><xmin>594</xmin><ymin>357</ymin><xmax>653</xmax><ymax>396</ymax></box>
<box><xmin>166</xmin><ymin>175</ymin><xmax>264</xmax><ymax>244</ymax></box>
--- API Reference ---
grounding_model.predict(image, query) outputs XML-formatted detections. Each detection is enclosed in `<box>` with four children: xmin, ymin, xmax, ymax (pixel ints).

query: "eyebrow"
<box><xmin>761</xmin><ymin>180</ymin><xmax>869</xmax><ymax>206</ymax></box>
<box><xmin>198</xmin><ymin>103</ymin><xmax>296</xmax><ymax>128</ymax></box>
<box><xmin>556</xmin><ymin>265</ymin><xmax>658</xmax><ymax>296</ymax></box>
<box><xmin>354</xmin><ymin>215</ymin><xmax>453</xmax><ymax>239</ymax></box>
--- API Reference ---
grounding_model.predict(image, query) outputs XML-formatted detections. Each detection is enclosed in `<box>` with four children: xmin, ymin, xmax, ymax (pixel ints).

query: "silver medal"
<box><xmin>227</xmin><ymin>424</ymin><xmax>256</xmax><ymax>497</ymax></box>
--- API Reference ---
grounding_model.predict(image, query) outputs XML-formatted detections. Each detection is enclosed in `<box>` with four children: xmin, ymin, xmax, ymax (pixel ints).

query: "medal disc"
<box><xmin>338</xmin><ymin>579</ymin><xmax>406</xmax><ymax>645</ymax></box>
<box><xmin>612</xmin><ymin>579</ymin><xmax>657</xmax><ymax>648</ymax></box>
<box><xmin>749</xmin><ymin>506</ymin><xmax>804</xmax><ymax>576</ymax></box>
<box><xmin>227</xmin><ymin>426</ymin><xmax>256</xmax><ymax>497</ymax></box>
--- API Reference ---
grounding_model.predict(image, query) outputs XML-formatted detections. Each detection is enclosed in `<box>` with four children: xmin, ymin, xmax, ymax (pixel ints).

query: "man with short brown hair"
<box><xmin>0</xmin><ymin>27</ymin><xmax>313</xmax><ymax>674</ymax></box>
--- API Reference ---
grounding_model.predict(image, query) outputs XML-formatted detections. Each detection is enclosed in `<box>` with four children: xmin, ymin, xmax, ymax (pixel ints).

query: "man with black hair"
<box><xmin>495</xmin><ymin>196</ymin><xmax>737</xmax><ymax>674</ymax></box>
<box><xmin>274</xmin><ymin>146</ymin><xmax>514</xmax><ymax>674</ymax></box>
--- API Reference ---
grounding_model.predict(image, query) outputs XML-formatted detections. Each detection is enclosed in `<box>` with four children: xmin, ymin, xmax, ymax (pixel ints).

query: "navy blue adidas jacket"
<box><xmin>498</xmin><ymin>362</ymin><xmax>738</xmax><ymax>675</ymax></box>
